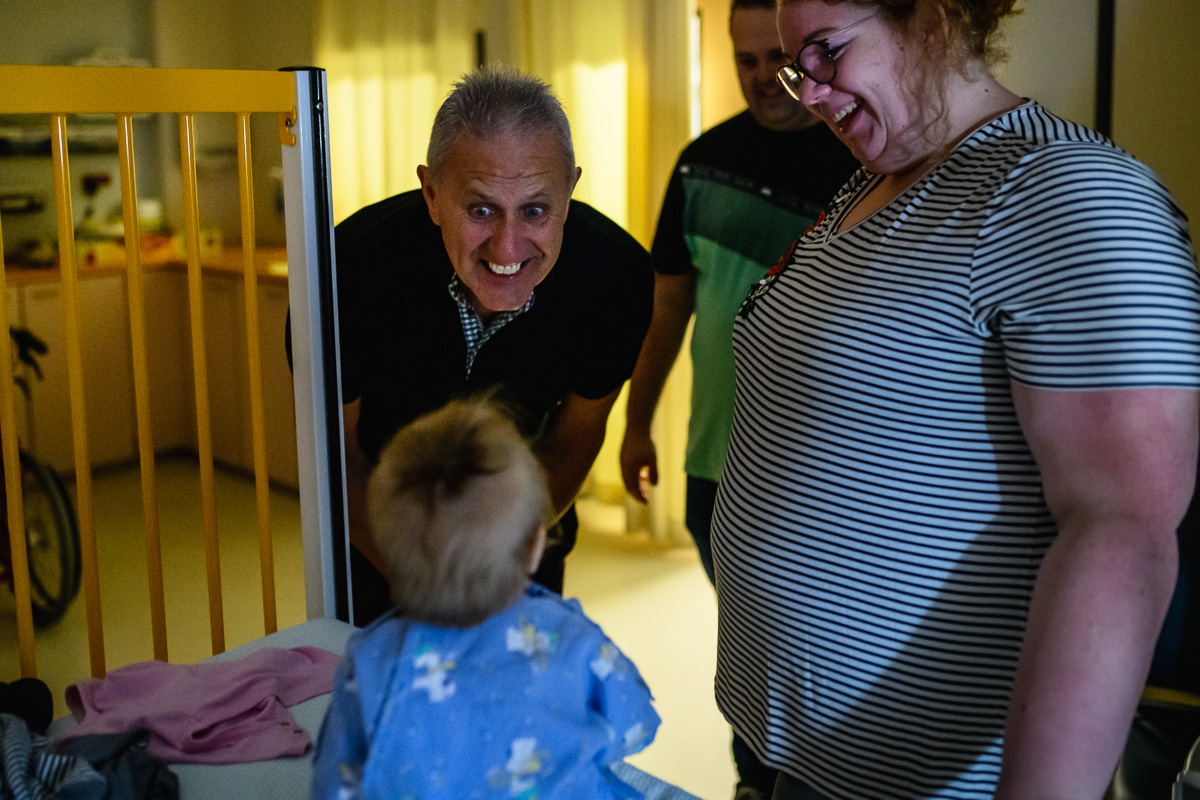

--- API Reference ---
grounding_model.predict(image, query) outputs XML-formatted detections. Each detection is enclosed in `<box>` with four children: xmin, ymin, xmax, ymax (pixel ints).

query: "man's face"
<box><xmin>732</xmin><ymin>5</ymin><xmax>815</xmax><ymax>131</ymax></box>
<box><xmin>418</xmin><ymin>127</ymin><xmax>580</xmax><ymax>321</ymax></box>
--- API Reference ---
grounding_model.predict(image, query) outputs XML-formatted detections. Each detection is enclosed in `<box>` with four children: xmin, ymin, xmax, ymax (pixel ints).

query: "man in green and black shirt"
<box><xmin>619</xmin><ymin>2</ymin><xmax>857</xmax><ymax>797</ymax></box>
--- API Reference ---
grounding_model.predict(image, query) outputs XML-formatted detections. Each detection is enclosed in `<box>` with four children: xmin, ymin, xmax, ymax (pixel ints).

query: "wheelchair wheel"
<box><xmin>19</xmin><ymin>450</ymin><xmax>81</xmax><ymax>627</ymax></box>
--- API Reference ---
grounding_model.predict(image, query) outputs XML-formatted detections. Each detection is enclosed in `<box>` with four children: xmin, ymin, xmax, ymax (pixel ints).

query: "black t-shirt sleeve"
<box><xmin>284</xmin><ymin>210</ymin><xmax>371</xmax><ymax>393</ymax></box>
<box><xmin>650</xmin><ymin>156</ymin><xmax>694</xmax><ymax>277</ymax></box>
<box><xmin>564</xmin><ymin>207</ymin><xmax>654</xmax><ymax>400</ymax></box>
<box><xmin>334</xmin><ymin>212</ymin><xmax>368</xmax><ymax>405</ymax></box>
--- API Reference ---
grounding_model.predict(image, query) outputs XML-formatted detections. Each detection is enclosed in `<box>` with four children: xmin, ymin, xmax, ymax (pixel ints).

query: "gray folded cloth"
<box><xmin>58</xmin><ymin>727</ymin><xmax>179</xmax><ymax>800</ymax></box>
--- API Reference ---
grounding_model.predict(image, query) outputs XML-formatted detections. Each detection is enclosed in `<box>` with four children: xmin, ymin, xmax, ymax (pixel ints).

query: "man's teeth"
<box><xmin>833</xmin><ymin>101</ymin><xmax>858</xmax><ymax>123</ymax></box>
<box><xmin>487</xmin><ymin>262</ymin><xmax>522</xmax><ymax>275</ymax></box>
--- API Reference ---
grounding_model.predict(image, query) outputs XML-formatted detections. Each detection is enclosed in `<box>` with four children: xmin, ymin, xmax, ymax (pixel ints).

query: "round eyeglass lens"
<box><xmin>776</xmin><ymin>43</ymin><xmax>838</xmax><ymax>100</ymax></box>
<box><xmin>776</xmin><ymin>65</ymin><xmax>806</xmax><ymax>101</ymax></box>
<box><xmin>799</xmin><ymin>42</ymin><xmax>837</xmax><ymax>85</ymax></box>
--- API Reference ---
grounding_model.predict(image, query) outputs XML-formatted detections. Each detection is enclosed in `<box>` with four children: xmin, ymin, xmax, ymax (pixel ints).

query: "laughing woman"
<box><xmin>708</xmin><ymin>1</ymin><xmax>1200</xmax><ymax>799</ymax></box>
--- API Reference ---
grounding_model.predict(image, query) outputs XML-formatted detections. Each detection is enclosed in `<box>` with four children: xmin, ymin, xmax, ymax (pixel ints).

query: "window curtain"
<box><xmin>315</xmin><ymin>0</ymin><xmax>694</xmax><ymax>546</ymax></box>
<box><xmin>316</xmin><ymin>0</ymin><xmax>478</xmax><ymax>219</ymax></box>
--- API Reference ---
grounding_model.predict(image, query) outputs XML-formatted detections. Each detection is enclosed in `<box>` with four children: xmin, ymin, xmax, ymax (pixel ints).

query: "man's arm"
<box><xmin>995</xmin><ymin>384</ymin><xmax>1198</xmax><ymax>800</ymax></box>
<box><xmin>341</xmin><ymin>398</ymin><xmax>387</xmax><ymax>574</ymax></box>
<box><xmin>619</xmin><ymin>271</ymin><xmax>697</xmax><ymax>502</ymax></box>
<box><xmin>538</xmin><ymin>388</ymin><xmax>623</xmax><ymax>521</ymax></box>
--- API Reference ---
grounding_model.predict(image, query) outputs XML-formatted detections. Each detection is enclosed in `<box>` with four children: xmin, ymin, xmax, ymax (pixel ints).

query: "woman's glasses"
<box><xmin>775</xmin><ymin>13</ymin><xmax>880</xmax><ymax>101</ymax></box>
<box><xmin>776</xmin><ymin>43</ymin><xmax>838</xmax><ymax>100</ymax></box>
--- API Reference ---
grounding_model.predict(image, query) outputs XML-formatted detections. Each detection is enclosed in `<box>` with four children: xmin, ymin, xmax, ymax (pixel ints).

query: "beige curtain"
<box><xmin>616</xmin><ymin>0</ymin><xmax>694</xmax><ymax>546</ymax></box>
<box><xmin>316</xmin><ymin>0</ymin><xmax>477</xmax><ymax>219</ymax></box>
<box><xmin>315</xmin><ymin>0</ymin><xmax>694</xmax><ymax>545</ymax></box>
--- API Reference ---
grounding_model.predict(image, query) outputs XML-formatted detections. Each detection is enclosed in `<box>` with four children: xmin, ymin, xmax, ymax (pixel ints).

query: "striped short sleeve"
<box><xmin>974</xmin><ymin>140</ymin><xmax>1200</xmax><ymax>388</ymax></box>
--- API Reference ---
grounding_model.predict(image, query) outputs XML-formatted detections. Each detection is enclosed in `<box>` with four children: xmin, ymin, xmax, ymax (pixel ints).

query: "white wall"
<box><xmin>150</xmin><ymin>0</ymin><xmax>316</xmax><ymax>245</ymax></box>
<box><xmin>5</xmin><ymin>1</ymin><xmax>1198</xmax><ymax>243</ymax></box>
<box><xmin>994</xmin><ymin>0</ymin><xmax>1098</xmax><ymax>128</ymax></box>
<box><xmin>988</xmin><ymin>0</ymin><xmax>1199</xmax><ymax>235</ymax></box>
<box><xmin>0</xmin><ymin>0</ymin><xmax>152</xmax><ymax>67</ymax></box>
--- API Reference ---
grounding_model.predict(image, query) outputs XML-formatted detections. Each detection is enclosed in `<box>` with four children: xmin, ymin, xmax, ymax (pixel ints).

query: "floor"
<box><xmin>0</xmin><ymin>462</ymin><xmax>736</xmax><ymax>800</ymax></box>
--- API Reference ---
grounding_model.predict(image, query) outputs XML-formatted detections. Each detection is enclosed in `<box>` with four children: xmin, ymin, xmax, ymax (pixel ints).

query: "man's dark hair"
<box><xmin>730</xmin><ymin>0</ymin><xmax>775</xmax><ymax>32</ymax></box>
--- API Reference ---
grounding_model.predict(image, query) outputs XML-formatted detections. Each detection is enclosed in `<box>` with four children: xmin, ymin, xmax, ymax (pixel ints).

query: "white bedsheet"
<box><xmin>47</xmin><ymin>616</ymin><xmax>700</xmax><ymax>800</ymax></box>
<box><xmin>48</xmin><ymin>617</ymin><xmax>356</xmax><ymax>800</ymax></box>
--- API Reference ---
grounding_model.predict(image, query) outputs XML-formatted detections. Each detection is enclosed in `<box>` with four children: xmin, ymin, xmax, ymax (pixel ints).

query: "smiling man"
<box><xmin>334</xmin><ymin>70</ymin><xmax>653</xmax><ymax>626</ymax></box>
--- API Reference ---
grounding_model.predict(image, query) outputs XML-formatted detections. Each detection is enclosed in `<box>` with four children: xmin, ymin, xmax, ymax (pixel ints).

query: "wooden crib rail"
<box><xmin>0</xmin><ymin>65</ymin><xmax>347</xmax><ymax>682</ymax></box>
<box><xmin>0</xmin><ymin>65</ymin><xmax>295</xmax><ymax>116</ymax></box>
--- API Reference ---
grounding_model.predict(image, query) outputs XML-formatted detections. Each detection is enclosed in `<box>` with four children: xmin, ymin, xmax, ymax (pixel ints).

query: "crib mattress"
<box><xmin>46</xmin><ymin>618</ymin><xmax>353</xmax><ymax>799</ymax></box>
<box><xmin>46</xmin><ymin>617</ymin><xmax>699</xmax><ymax>800</ymax></box>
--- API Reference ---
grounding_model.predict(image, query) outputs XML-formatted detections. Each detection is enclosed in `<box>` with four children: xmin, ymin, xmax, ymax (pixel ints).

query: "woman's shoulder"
<box><xmin>985</xmin><ymin>102</ymin><xmax>1146</xmax><ymax>173</ymax></box>
<box><xmin>1000</xmin><ymin>102</ymin><xmax>1112</xmax><ymax>145</ymax></box>
<box><xmin>989</xmin><ymin>105</ymin><xmax>1174</xmax><ymax>200</ymax></box>
<box><xmin>937</xmin><ymin>101</ymin><xmax>1169</xmax><ymax>205</ymax></box>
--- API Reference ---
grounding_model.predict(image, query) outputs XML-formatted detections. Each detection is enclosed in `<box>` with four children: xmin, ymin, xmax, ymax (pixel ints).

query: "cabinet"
<box><xmin>0</xmin><ymin>115</ymin><xmax>148</xmax><ymax>269</ymax></box>
<box><xmin>17</xmin><ymin>273</ymin><xmax>136</xmax><ymax>475</ymax></box>
<box><xmin>202</xmin><ymin>273</ymin><xmax>248</xmax><ymax>469</ymax></box>
<box><xmin>199</xmin><ymin>271</ymin><xmax>299</xmax><ymax>490</ymax></box>
<box><xmin>7</xmin><ymin>261</ymin><xmax>299</xmax><ymax>489</ymax></box>
<box><xmin>143</xmin><ymin>269</ymin><xmax>194</xmax><ymax>453</ymax></box>
<box><xmin>257</xmin><ymin>283</ymin><xmax>299</xmax><ymax>489</ymax></box>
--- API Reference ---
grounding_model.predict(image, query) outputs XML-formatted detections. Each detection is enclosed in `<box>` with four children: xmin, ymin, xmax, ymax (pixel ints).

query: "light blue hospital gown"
<box><xmin>311</xmin><ymin>583</ymin><xmax>661</xmax><ymax>799</ymax></box>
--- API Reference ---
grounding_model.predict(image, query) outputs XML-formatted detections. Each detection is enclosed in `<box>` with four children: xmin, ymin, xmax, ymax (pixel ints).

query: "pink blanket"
<box><xmin>57</xmin><ymin>646</ymin><xmax>341</xmax><ymax>765</ymax></box>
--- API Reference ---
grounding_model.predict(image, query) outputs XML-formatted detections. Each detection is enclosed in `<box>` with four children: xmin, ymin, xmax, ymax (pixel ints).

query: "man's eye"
<box><xmin>469</xmin><ymin>205</ymin><xmax>493</xmax><ymax>219</ymax></box>
<box><xmin>523</xmin><ymin>206</ymin><xmax>547</xmax><ymax>220</ymax></box>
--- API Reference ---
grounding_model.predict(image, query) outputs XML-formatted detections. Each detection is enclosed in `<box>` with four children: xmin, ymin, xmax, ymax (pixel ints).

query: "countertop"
<box><xmin>2</xmin><ymin>238</ymin><xmax>289</xmax><ymax>286</ymax></box>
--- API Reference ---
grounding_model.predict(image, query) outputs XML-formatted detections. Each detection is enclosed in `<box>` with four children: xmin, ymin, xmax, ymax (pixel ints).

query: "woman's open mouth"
<box><xmin>832</xmin><ymin>100</ymin><xmax>860</xmax><ymax>127</ymax></box>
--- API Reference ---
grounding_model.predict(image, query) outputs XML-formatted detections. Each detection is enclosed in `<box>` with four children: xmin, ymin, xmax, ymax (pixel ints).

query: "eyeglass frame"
<box><xmin>774</xmin><ymin>12</ymin><xmax>881</xmax><ymax>102</ymax></box>
<box><xmin>776</xmin><ymin>44</ymin><xmax>837</xmax><ymax>100</ymax></box>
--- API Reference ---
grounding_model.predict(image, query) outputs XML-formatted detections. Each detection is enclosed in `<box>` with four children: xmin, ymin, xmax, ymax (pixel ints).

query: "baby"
<box><xmin>311</xmin><ymin>397</ymin><xmax>660</xmax><ymax>798</ymax></box>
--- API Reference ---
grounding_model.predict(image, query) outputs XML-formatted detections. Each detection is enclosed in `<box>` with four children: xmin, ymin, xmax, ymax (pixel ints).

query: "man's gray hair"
<box><xmin>426</xmin><ymin>69</ymin><xmax>575</xmax><ymax>181</ymax></box>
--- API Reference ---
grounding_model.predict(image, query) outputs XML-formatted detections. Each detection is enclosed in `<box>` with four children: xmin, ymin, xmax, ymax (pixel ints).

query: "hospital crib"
<box><xmin>0</xmin><ymin>62</ymin><xmax>351</xmax><ymax>666</ymax></box>
<box><xmin>0</xmin><ymin>63</ymin><xmax>699</xmax><ymax>800</ymax></box>
<box><xmin>0</xmin><ymin>62</ymin><xmax>355</xmax><ymax>798</ymax></box>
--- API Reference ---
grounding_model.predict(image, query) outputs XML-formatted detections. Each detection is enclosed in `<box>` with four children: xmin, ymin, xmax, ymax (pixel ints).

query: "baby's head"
<box><xmin>367</xmin><ymin>396</ymin><xmax>552</xmax><ymax>626</ymax></box>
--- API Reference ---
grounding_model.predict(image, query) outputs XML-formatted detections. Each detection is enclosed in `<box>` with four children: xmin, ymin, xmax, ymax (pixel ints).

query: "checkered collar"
<box><xmin>447</xmin><ymin>275</ymin><xmax>536</xmax><ymax>377</ymax></box>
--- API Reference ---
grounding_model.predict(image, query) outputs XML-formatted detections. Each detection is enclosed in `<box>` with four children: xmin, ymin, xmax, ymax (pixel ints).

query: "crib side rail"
<box><xmin>0</xmin><ymin>65</ymin><xmax>346</xmax><ymax>680</ymax></box>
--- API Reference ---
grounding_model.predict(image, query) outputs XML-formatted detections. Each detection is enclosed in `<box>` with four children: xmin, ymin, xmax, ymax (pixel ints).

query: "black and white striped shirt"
<box><xmin>711</xmin><ymin>102</ymin><xmax>1200</xmax><ymax>800</ymax></box>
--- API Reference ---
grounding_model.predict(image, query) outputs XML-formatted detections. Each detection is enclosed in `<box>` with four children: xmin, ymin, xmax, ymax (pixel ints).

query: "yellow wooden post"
<box><xmin>237</xmin><ymin>112</ymin><xmax>279</xmax><ymax>636</ymax></box>
<box><xmin>117</xmin><ymin>113</ymin><xmax>169</xmax><ymax>662</ymax></box>
<box><xmin>179</xmin><ymin>113</ymin><xmax>226</xmax><ymax>656</ymax></box>
<box><xmin>51</xmin><ymin>115</ymin><xmax>107</xmax><ymax>678</ymax></box>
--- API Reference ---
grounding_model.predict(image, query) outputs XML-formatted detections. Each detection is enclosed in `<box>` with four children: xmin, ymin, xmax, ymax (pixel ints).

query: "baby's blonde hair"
<box><xmin>367</xmin><ymin>397</ymin><xmax>552</xmax><ymax>627</ymax></box>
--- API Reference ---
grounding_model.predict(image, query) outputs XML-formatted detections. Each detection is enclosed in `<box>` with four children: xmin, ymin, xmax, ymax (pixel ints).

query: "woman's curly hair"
<box><xmin>864</xmin><ymin>0</ymin><xmax>1021</xmax><ymax>68</ymax></box>
<box><xmin>782</xmin><ymin>0</ymin><xmax>1022</xmax><ymax>151</ymax></box>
